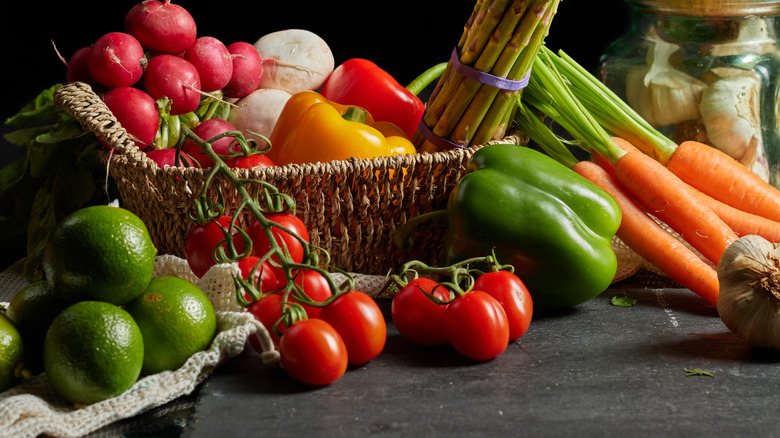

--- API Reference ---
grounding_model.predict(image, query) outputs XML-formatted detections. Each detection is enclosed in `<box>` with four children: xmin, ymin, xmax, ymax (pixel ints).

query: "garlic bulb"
<box><xmin>625</xmin><ymin>28</ymin><xmax>707</xmax><ymax>127</ymax></box>
<box><xmin>699</xmin><ymin>70</ymin><xmax>762</xmax><ymax>166</ymax></box>
<box><xmin>717</xmin><ymin>235</ymin><xmax>780</xmax><ymax>350</ymax></box>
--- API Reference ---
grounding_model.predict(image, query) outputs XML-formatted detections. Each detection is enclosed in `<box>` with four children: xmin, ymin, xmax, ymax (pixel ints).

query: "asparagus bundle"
<box><xmin>414</xmin><ymin>0</ymin><xmax>560</xmax><ymax>152</ymax></box>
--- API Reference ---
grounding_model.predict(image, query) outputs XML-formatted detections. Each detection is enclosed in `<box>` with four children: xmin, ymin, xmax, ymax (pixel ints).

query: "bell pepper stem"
<box><xmin>341</xmin><ymin>106</ymin><xmax>368</xmax><ymax>124</ymax></box>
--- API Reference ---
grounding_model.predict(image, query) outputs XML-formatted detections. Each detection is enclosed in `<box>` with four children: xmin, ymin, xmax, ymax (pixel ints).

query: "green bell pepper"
<box><xmin>442</xmin><ymin>143</ymin><xmax>621</xmax><ymax>308</ymax></box>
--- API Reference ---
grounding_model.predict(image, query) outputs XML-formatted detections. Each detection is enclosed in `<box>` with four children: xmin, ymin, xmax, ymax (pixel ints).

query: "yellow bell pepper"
<box><xmin>267</xmin><ymin>91</ymin><xmax>415</xmax><ymax>166</ymax></box>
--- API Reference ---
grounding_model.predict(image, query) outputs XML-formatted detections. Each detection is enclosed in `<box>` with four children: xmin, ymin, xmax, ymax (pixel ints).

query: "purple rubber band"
<box><xmin>417</xmin><ymin>119</ymin><xmax>469</xmax><ymax>150</ymax></box>
<box><xmin>450</xmin><ymin>48</ymin><xmax>530</xmax><ymax>91</ymax></box>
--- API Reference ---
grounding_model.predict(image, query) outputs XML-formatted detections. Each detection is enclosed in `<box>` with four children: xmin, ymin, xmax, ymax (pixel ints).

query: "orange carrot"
<box><xmin>693</xmin><ymin>190</ymin><xmax>780</xmax><ymax>243</ymax></box>
<box><xmin>537</xmin><ymin>49</ymin><xmax>780</xmax><ymax>226</ymax></box>
<box><xmin>598</xmin><ymin>138</ymin><xmax>780</xmax><ymax>243</ymax></box>
<box><xmin>667</xmin><ymin>140</ymin><xmax>780</xmax><ymax>223</ymax></box>
<box><xmin>613</xmin><ymin>149</ymin><xmax>738</xmax><ymax>265</ymax></box>
<box><xmin>611</xmin><ymin>136</ymin><xmax>641</xmax><ymax>154</ymax></box>
<box><xmin>573</xmin><ymin>160</ymin><xmax>719</xmax><ymax>305</ymax></box>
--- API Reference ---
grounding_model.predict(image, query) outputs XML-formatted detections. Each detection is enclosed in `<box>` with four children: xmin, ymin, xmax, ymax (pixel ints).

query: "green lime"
<box><xmin>42</xmin><ymin>205</ymin><xmax>157</xmax><ymax>305</ymax></box>
<box><xmin>5</xmin><ymin>281</ymin><xmax>70</xmax><ymax>373</ymax></box>
<box><xmin>125</xmin><ymin>276</ymin><xmax>217</xmax><ymax>374</ymax></box>
<box><xmin>0</xmin><ymin>313</ymin><xmax>24</xmax><ymax>392</ymax></box>
<box><xmin>44</xmin><ymin>301</ymin><xmax>144</xmax><ymax>406</ymax></box>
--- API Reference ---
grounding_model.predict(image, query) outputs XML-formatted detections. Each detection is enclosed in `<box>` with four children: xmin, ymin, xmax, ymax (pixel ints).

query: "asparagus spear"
<box><xmin>414</xmin><ymin>0</ymin><xmax>560</xmax><ymax>152</ymax></box>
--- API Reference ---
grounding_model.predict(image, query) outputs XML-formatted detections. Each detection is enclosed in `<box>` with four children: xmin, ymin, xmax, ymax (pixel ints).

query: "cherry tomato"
<box><xmin>391</xmin><ymin>278</ymin><xmax>451</xmax><ymax>346</ymax></box>
<box><xmin>248</xmin><ymin>213</ymin><xmax>309</xmax><ymax>286</ymax></box>
<box><xmin>444</xmin><ymin>290</ymin><xmax>509</xmax><ymax>361</ymax></box>
<box><xmin>185</xmin><ymin>216</ymin><xmax>245</xmax><ymax>278</ymax></box>
<box><xmin>237</xmin><ymin>256</ymin><xmax>278</xmax><ymax>301</ymax></box>
<box><xmin>319</xmin><ymin>291</ymin><xmax>386</xmax><ymax>366</ymax></box>
<box><xmin>248</xmin><ymin>293</ymin><xmax>286</xmax><ymax>348</ymax></box>
<box><xmin>291</xmin><ymin>269</ymin><xmax>333</xmax><ymax>318</ymax></box>
<box><xmin>279</xmin><ymin>318</ymin><xmax>348</xmax><ymax>386</ymax></box>
<box><xmin>225</xmin><ymin>153</ymin><xmax>275</xmax><ymax>169</ymax></box>
<box><xmin>473</xmin><ymin>271</ymin><xmax>533</xmax><ymax>341</ymax></box>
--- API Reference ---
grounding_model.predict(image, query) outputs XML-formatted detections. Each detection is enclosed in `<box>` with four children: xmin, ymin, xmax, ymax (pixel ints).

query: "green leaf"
<box><xmin>4</xmin><ymin>125</ymin><xmax>57</xmax><ymax>146</ymax></box>
<box><xmin>0</xmin><ymin>158</ymin><xmax>28</xmax><ymax>196</ymax></box>
<box><xmin>35</xmin><ymin>118</ymin><xmax>89</xmax><ymax>144</ymax></box>
<box><xmin>25</xmin><ymin>187</ymin><xmax>57</xmax><ymax>282</ymax></box>
<box><xmin>4</xmin><ymin>84</ymin><xmax>61</xmax><ymax>127</ymax></box>
<box><xmin>610</xmin><ymin>293</ymin><xmax>637</xmax><ymax>307</ymax></box>
<box><xmin>684</xmin><ymin>368</ymin><xmax>715</xmax><ymax>377</ymax></box>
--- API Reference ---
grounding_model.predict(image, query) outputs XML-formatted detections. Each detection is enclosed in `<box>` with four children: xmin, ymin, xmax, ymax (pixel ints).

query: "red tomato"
<box><xmin>185</xmin><ymin>216</ymin><xmax>245</xmax><ymax>278</ymax></box>
<box><xmin>279</xmin><ymin>318</ymin><xmax>348</xmax><ymax>386</ymax></box>
<box><xmin>248</xmin><ymin>293</ymin><xmax>286</xmax><ymax>348</ymax></box>
<box><xmin>225</xmin><ymin>153</ymin><xmax>275</xmax><ymax>169</ymax></box>
<box><xmin>391</xmin><ymin>278</ymin><xmax>451</xmax><ymax>346</ymax></box>
<box><xmin>473</xmin><ymin>271</ymin><xmax>533</xmax><ymax>341</ymax></box>
<box><xmin>319</xmin><ymin>291</ymin><xmax>386</xmax><ymax>366</ymax></box>
<box><xmin>237</xmin><ymin>256</ymin><xmax>278</xmax><ymax>301</ymax></box>
<box><xmin>248</xmin><ymin>213</ymin><xmax>310</xmax><ymax>286</ymax></box>
<box><xmin>291</xmin><ymin>269</ymin><xmax>333</xmax><ymax>318</ymax></box>
<box><xmin>443</xmin><ymin>291</ymin><xmax>509</xmax><ymax>361</ymax></box>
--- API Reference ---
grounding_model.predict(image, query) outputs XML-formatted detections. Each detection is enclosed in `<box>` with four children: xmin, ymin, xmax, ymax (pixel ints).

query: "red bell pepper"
<box><xmin>320</xmin><ymin>58</ymin><xmax>425</xmax><ymax>139</ymax></box>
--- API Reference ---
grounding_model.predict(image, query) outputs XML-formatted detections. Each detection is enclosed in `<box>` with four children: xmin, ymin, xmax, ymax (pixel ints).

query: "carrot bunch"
<box><xmin>514</xmin><ymin>48</ymin><xmax>780</xmax><ymax>306</ymax></box>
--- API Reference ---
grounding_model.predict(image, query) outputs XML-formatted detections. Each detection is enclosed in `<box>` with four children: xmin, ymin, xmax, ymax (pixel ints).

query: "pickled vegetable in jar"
<box><xmin>598</xmin><ymin>0</ymin><xmax>780</xmax><ymax>187</ymax></box>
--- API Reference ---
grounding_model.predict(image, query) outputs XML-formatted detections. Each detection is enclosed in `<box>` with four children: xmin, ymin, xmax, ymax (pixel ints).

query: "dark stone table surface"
<box><xmin>181</xmin><ymin>287</ymin><xmax>780</xmax><ymax>438</ymax></box>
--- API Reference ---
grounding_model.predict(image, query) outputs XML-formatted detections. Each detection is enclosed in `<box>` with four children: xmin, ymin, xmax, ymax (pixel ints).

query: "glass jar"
<box><xmin>598</xmin><ymin>0</ymin><xmax>780</xmax><ymax>187</ymax></box>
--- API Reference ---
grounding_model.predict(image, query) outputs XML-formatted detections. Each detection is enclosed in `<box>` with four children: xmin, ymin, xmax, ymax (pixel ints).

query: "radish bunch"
<box><xmin>63</xmin><ymin>0</ymin><xmax>330</xmax><ymax>170</ymax></box>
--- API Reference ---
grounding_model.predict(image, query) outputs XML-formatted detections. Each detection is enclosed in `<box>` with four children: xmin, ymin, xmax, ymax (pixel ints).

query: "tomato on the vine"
<box><xmin>185</xmin><ymin>216</ymin><xmax>245</xmax><ymax>278</ymax></box>
<box><xmin>291</xmin><ymin>269</ymin><xmax>332</xmax><ymax>318</ymax></box>
<box><xmin>248</xmin><ymin>293</ymin><xmax>287</xmax><ymax>349</ymax></box>
<box><xmin>279</xmin><ymin>318</ymin><xmax>348</xmax><ymax>386</ymax></box>
<box><xmin>319</xmin><ymin>291</ymin><xmax>386</xmax><ymax>366</ymax></box>
<box><xmin>225</xmin><ymin>153</ymin><xmax>274</xmax><ymax>169</ymax></box>
<box><xmin>248</xmin><ymin>212</ymin><xmax>309</xmax><ymax>286</ymax></box>
<box><xmin>473</xmin><ymin>270</ymin><xmax>533</xmax><ymax>341</ymax></box>
<box><xmin>391</xmin><ymin>278</ymin><xmax>451</xmax><ymax>346</ymax></box>
<box><xmin>237</xmin><ymin>256</ymin><xmax>278</xmax><ymax>300</ymax></box>
<box><xmin>444</xmin><ymin>290</ymin><xmax>509</xmax><ymax>361</ymax></box>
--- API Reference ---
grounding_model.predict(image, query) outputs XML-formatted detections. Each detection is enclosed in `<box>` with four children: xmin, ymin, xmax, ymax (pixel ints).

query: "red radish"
<box><xmin>66</xmin><ymin>46</ymin><xmax>100</xmax><ymax>88</ymax></box>
<box><xmin>124</xmin><ymin>0</ymin><xmax>197</xmax><ymax>55</ymax></box>
<box><xmin>88</xmin><ymin>32</ymin><xmax>146</xmax><ymax>89</ymax></box>
<box><xmin>185</xmin><ymin>36</ymin><xmax>233</xmax><ymax>92</ymax></box>
<box><xmin>144</xmin><ymin>55</ymin><xmax>202</xmax><ymax>115</ymax></box>
<box><xmin>146</xmin><ymin>148</ymin><xmax>197</xmax><ymax>168</ymax></box>
<box><xmin>182</xmin><ymin>118</ymin><xmax>239</xmax><ymax>167</ymax></box>
<box><xmin>223</xmin><ymin>42</ymin><xmax>263</xmax><ymax>99</ymax></box>
<box><xmin>101</xmin><ymin>87</ymin><xmax>159</xmax><ymax>149</ymax></box>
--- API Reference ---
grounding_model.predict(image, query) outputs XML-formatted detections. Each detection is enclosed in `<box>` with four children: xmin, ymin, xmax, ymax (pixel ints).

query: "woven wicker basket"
<box><xmin>52</xmin><ymin>82</ymin><xmax>525</xmax><ymax>276</ymax></box>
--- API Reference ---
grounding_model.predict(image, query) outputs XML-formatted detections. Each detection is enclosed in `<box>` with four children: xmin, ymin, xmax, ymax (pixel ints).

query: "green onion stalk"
<box><xmin>413</xmin><ymin>0</ymin><xmax>560</xmax><ymax>152</ymax></box>
<box><xmin>514</xmin><ymin>48</ymin><xmax>627</xmax><ymax>167</ymax></box>
<box><xmin>532</xmin><ymin>46</ymin><xmax>678</xmax><ymax>164</ymax></box>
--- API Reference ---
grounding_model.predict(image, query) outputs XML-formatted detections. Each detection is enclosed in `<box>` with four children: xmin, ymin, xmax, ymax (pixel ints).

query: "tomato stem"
<box><xmin>181</xmin><ymin>126</ymin><xmax>354</xmax><ymax>314</ymax></box>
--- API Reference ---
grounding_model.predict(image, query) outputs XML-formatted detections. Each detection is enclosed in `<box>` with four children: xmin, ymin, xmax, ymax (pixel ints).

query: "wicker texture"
<box><xmin>52</xmin><ymin>82</ymin><xmax>525</xmax><ymax>276</ymax></box>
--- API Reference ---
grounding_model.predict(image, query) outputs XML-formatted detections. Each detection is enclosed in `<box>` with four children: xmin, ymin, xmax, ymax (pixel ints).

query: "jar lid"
<box><xmin>628</xmin><ymin>0</ymin><xmax>780</xmax><ymax>15</ymax></box>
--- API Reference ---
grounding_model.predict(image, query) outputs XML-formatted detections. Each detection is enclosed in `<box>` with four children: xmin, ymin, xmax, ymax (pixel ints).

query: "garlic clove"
<box><xmin>699</xmin><ymin>70</ymin><xmax>762</xmax><ymax>164</ymax></box>
<box><xmin>625</xmin><ymin>28</ymin><xmax>706</xmax><ymax>127</ymax></box>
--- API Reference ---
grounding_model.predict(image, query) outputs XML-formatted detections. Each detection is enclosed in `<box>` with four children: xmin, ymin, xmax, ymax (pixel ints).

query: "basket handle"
<box><xmin>53</xmin><ymin>82</ymin><xmax>148</xmax><ymax>163</ymax></box>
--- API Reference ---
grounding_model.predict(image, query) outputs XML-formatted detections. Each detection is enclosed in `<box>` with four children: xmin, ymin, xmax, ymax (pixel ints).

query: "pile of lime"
<box><xmin>1</xmin><ymin>205</ymin><xmax>217</xmax><ymax>407</ymax></box>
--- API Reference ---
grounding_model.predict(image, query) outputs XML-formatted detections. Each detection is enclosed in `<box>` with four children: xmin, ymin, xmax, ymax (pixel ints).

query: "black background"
<box><xmin>0</xmin><ymin>1</ymin><xmax>632</xmax><ymax>139</ymax></box>
<box><xmin>0</xmin><ymin>1</ymin><xmax>632</xmax><ymax>267</ymax></box>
